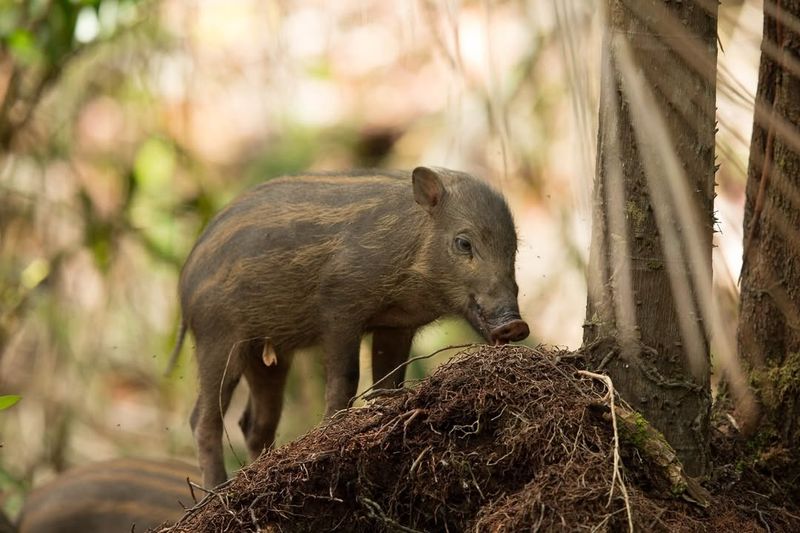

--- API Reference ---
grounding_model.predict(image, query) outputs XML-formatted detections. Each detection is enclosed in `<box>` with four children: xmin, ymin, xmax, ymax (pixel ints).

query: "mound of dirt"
<box><xmin>158</xmin><ymin>345</ymin><xmax>797</xmax><ymax>532</ymax></box>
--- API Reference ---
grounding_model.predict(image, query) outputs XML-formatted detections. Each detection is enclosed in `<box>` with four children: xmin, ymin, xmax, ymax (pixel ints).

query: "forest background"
<box><xmin>0</xmin><ymin>0</ymin><xmax>761</xmax><ymax>517</ymax></box>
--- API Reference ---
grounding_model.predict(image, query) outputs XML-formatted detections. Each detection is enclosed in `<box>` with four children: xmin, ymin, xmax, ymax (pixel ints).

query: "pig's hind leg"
<box><xmin>239</xmin><ymin>343</ymin><xmax>293</xmax><ymax>460</ymax></box>
<box><xmin>190</xmin><ymin>336</ymin><xmax>244</xmax><ymax>489</ymax></box>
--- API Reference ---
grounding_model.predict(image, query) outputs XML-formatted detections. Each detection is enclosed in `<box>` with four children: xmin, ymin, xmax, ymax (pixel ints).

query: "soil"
<box><xmin>156</xmin><ymin>345</ymin><xmax>800</xmax><ymax>532</ymax></box>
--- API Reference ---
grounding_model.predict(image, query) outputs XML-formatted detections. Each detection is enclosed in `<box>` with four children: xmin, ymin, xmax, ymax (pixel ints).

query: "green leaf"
<box><xmin>134</xmin><ymin>137</ymin><xmax>176</xmax><ymax>193</ymax></box>
<box><xmin>0</xmin><ymin>5</ymin><xmax>23</xmax><ymax>38</ymax></box>
<box><xmin>6</xmin><ymin>29</ymin><xmax>42</xmax><ymax>65</ymax></box>
<box><xmin>0</xmin><ymin>395</ymin><xmax>21</xmax><ymax>411</ymax></box>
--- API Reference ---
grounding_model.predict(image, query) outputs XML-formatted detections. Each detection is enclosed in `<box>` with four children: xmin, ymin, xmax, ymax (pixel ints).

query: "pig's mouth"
<box><xmin>466</xmin><ymin>296</ymin><xmax>530</xmax><ymax>345</ymax></box>
<box><xmin>466</xmin><ymin>296</ymin><xmax>492</xmax><ymax>340</ymax></box>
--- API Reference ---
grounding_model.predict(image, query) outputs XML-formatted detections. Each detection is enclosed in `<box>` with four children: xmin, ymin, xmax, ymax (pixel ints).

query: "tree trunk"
<box><xmin>584</xmin><ymin>0</ymin><xmax>718</xmax><ymax>476</ymax></box>
<box><xmin>738</xmin><ymin>0</ymin><xmax>800</xmax><ymax>448</ymax></box>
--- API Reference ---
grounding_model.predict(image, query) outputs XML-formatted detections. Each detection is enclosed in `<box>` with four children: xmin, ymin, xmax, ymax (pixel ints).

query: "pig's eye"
<box><xmin>454</xmin><ymin>236</ymin><xmax>473</xmax><ymax>255</ymax></box>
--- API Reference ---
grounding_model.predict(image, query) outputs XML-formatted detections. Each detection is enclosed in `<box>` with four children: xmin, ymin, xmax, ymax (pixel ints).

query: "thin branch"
<box><xmin>577</xmin><ymin>370</ymin><xmax>634</xmax><ymax>533</ymax></box>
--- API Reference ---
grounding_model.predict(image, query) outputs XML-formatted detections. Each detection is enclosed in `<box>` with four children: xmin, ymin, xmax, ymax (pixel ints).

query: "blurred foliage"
<box><xmin>0</xmin><ymin>0</ymin><xmax>144</xmax><ymax>148</ymax></box>
<box><xmin>0</xmin><ymin>395</ymin><xmax>20</xmax><ymax>411</ymax></box>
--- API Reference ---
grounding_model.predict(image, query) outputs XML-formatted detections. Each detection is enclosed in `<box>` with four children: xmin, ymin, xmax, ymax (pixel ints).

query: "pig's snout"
<box><xmin>489</xmin><ymin>319</ymin><xmax>530</xmax><ymax>344</ymax></box>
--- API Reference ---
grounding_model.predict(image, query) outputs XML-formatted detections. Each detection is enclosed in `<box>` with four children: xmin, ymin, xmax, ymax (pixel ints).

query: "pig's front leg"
<box><xmin>372</xmin><ymin>327</ymin><xmax>415</xmax><ymax>388</ymax></box>
<box><xmin>322</xmin><ymin>324</ymin><xmax>363</xmax><ymax>417</ymax></box>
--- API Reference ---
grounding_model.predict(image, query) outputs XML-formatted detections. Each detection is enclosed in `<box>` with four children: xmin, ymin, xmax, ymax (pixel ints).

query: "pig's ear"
<box><xmin>412</xmin><ymin>166</ymin><xmax>445</xmax><ymax>213</ymax></box>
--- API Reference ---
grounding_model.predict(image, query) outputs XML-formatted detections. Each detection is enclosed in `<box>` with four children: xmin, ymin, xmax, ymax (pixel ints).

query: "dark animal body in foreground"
<box><xmin>16</xmin><ymin>458</ymin><xmax>199</xmax><ymax>533</ymax></box>
<box><xmin>174</xmin><ymin>166</ymin><xmax>529</xmax><ymax>488</ymax></box>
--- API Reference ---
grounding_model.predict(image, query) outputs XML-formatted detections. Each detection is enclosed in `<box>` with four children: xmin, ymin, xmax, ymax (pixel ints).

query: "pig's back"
<box><xmin>17</xmin><ymin>458</ymin><xmax>198</xmax><ymax>533</ymax></box>
<box><xmin>192</xmin><ymin>171</ymin><xmax>408</xmax><ymax>252</ymax></box>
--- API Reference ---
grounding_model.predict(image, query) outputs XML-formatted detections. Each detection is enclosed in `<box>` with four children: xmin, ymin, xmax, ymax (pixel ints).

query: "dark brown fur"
<box><xmin>16</xmin><ymin>458</ymin><xmax>199</xmax><ymax>533</ymax></box>
<box><xmin>177</xmin><ymin>167</ymin><xmax>528</xmax><ymax>488</ymax></box>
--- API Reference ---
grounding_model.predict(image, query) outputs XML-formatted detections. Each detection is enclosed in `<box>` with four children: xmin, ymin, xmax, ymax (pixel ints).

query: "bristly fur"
<box><xmin>177</xmin><ymin>167</ymin><xmax>526</xmax><ymax>488</ymax></box>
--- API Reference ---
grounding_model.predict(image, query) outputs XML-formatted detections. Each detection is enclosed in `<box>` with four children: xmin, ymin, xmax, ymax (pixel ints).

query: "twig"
<box><xmin>757</xmin><ymin>507</ymin><xmax>772</xmax><ymax>533</ymax></box>
<box><xmin>219</xmin><ymin>341</ymin><xmax>245</xmax><ymax>469</ymax></box>
<box><xmin>409</xmin><ymin>445</ymin><xmax>432</xmax><ymax>476</ymax></box>
<box><xmin>248</xmin><ymin>493</ymin><xmax>267</xmax><ymax>533</ymax></box>
<box><xmin>186</xmin><ymin>477</ymin><xmax>198</xmax><ymax>504</ymax></box>
<box><xmin>354</xmin><ymin>343</ymin><xmax>479</xmax><ymax>402</ymax></box>
<box><xmin>577</xmin><ymin>370</ymin><xmax>634</xmax><ymax>533</ymax></box>
<box><xmin>159</xmin><ymin>478</ymin><xmax>234</xmax><ymax>531</ymax></box>
<box><xmin>403</xmin><ymin>408</ymin><xmax>424</xmax><ymax>445</ymax></box>
<box><xmin>647</xmin><ymin>507</ymin><xmax>668</xmax><ymax>530</ymax></box>
<box><xmin>597</xmin><ymin>350</ymin><xmax>617</xmax><ymax>371</ymax></box>
<box><xmin>362</xmin><ymin>387</ymin><xmax>408</xmax><ymax>401</ymax></box>
<box><xmin>358</xmin><ymin>496</ymin><xmax>425</xmax><ymax>533</ymax></box>
<box><xmin>218</xmin><ymin>336</ymin><xmax>270</xmax><ymax>469</ymax></box>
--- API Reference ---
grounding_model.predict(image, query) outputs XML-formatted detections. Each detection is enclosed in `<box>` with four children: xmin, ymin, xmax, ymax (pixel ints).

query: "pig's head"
<box><xmin>412</xmin><ymin>166</ymin><xmax>530</xmax><ymax>345</ymax></box>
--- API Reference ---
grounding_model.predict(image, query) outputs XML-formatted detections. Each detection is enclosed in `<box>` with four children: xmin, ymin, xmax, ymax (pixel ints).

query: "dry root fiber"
<box><xmin>158</xmin><ymin>345</ymin><xmax>782</xmax><ymax>532</ymax></box>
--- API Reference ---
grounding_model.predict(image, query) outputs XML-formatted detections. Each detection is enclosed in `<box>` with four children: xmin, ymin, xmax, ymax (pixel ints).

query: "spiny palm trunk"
<box><xmin>738</xmin><ymin>0</ymin><xmax>800</xmax><ymax>448</ymax></box>
<box><xmin>584</xmin><ymin>0</ymin><xmax>717</xmax><ymax>476</ymax></box>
